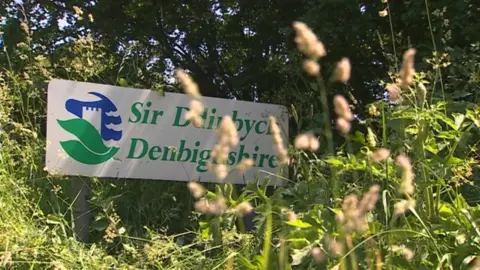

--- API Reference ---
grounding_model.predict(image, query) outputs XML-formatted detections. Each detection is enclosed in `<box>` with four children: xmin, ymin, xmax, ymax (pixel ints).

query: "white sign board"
<box><xmin>45</xmin><ymin>79</ymin><xmax>289</xmax><ymax>185</ymax></box>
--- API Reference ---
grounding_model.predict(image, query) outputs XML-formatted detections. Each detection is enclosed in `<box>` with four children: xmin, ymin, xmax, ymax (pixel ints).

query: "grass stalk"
<box><xmin>262</xmin><ymin>201</ymin><xmax>273</xmax><ymax>270</ymax></box>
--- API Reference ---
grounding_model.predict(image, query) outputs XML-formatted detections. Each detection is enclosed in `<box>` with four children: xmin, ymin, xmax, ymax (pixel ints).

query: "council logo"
<box><xmin>57</xmin><ymin>92</ymin><xmax>122</xmax><ymax>165</ymax></box>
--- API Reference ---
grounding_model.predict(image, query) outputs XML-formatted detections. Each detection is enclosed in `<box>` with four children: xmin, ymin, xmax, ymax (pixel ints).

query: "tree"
<box><xmin>3</xmin><ymin>0</ymin><xmax>479</xmax><ymax>125</ymax></box>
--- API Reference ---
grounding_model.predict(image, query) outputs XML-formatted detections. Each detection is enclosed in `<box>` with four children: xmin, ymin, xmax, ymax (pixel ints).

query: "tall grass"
<box><xmin>1</xmin><ymin>2</ymin><xmax>480</xmax><ymax>270</ymax></box>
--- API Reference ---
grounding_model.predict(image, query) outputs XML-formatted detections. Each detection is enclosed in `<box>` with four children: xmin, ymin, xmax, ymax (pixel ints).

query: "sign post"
<box><xmin>71</xmin><ymin>176</ymin><xmax>91</xmax><ymax>242</ymax></box>
<box><xmin>45</xmin><ymin>79</ymin><xmax>288</xmax><ymax>240</ymax></box>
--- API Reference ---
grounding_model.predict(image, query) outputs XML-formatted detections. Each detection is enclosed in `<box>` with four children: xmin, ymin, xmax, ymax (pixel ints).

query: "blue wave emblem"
<box><xmin>65</xmin><ymin>92</ymin><xmax>122</xmax><ymax>141</ymax></box>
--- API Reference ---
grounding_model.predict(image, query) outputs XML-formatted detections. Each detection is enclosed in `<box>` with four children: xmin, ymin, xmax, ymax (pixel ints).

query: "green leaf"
<box><xmin>439</xmin><ymin>203</ymin><xmax>455</xmax><ymax>218</ymax></box>
<box><xmin>450</xmin><ymin>91</ymin><xmax>472</xmax><ymax>100</ymax></box>
<box><xmin>434</xmin><ymin>113</ymin><xmax>456</xmax><ymax>130</ymax></box>
<box><xmin>324</xmin><ymin>158</ymin><xmax>344</xmax><ymax>167</ymax></box>
<box><xmin>291</xmin><ymin>246</ymin><xmax>311</xmax><ymax>266</ymax></box>
<box><xmin>436</xmin><ymin>131</ymin><xmax>457</xmax><ymax>139</ymax></box>
<box><xmin>431</xmin><ymin>121</ymin><xmax>443</xmax><ymax>132</ymax></box>
<box><xmin>291</xmin><ymin>104</ymin><xmax>299</xmax><ymax>125</ymax></box>
<box><xmin>437</xmin><ymin>141</ymin><xmax>449</xmax><ymax>152</ymax></box>
<box><xmin>237</xmin><ymin>254</ymin><xmax>259</xmax><ymax>269</ymax></box>
<box><xmin>118</xmin><ymin>78</ymin><xmax>128</xmax><ymax>87</ymax></box>
<box><xmin>91</xmin><ymin>218</ymin><xmax>109</xmax><ymax>231</ymax></box>
<box><xmin>286</xmin><ymin>219</ymin><xmax>312</xmax><ymax>228</ymax></box>
<box><xmin>446</xmin><ymin>156</ymin><xmax>463</xmax><ymax>165</ymax></box>
<box><xmin>405</xmin><ymin>125</ymin><xmax>418</xmax><ymax>134</ymax></box>
<box><xmin>154</xmin><ymin>88</ymin><xmax>165</xmax><ymax>97</ymax></box>
<box><xmin>391</xmin><ymin>109</ymin><xmax>417</xmax><ymax>119</ymax></box>
<box><xmin>366</xmin><ymin>127</ymin><xmax>377</xmax><ymax>147</ymax></box>
<box><xmin>122</xmin><ymin>244</ymin><xmax>136</xmax><ymax>253</ymax></box>
<box><xmin>455</xmin><ymin>194</ymin><xmax>469</xmax><ymax>210</ymax></box>
<box><xmin>253</xmin><ymin>255</ymin><xmax>266</xmax><ymax>269</ymax></box>
<box><xmin>453</xmin><ymin>113</ymin><xmax>465</xmax><ymax>130</ymax></box>
<box><xmin>425</xmin><ymin>140</ymin><xmax>439</xmax><ymax>154</ymax></box>
<box><xmin>462</xmin><ymin>255</ymin><xmax>479</xmax><ymax>268</ymax></box>
<box><xmin>46</xmin><ymin>214</ymin><xmax>63</xmax><ymax>225</ymax></box>
<box><xmin>199</xmin><ymin>221</ymin><xmax>210</xmax><ymax>239</ymax></box>
<box><xmin>223</xmin><ymin>183</ymin><xmax>234</xmax><ymax>203</ymax></box>
<box><xmin>351</xmin><ymin>131</ymin><xmax>366</xmax><ymax>145</ymax></box>
<box><xmin>466</xmin><ymin>109</ymin><xmax>480</xmax><ymax>128</ymax></box>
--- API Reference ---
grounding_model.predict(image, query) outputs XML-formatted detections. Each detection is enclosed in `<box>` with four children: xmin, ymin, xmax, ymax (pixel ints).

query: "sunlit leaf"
<box><xmin>291</xmin><ymin>246</ymin><xmax>312</xmax><ymax>266</ymax></box>
<box><xmin>46</xmin><ymin>214</ymin><xmax>63</xmax><ymax>225</ymax></box>
<box><xmin>118</xmin><ymin>78</ymin><xmax>128</xmax><ymax>87</ymax></box>
<box><xmin>453</xmin><ymin>113</ymin><xmax>465</xmax><ymax>131</ymax></box>
<box><xmin>436</xmin><ymin>131</ymin><xmax>457</xmax><ymax>139</ymax></box>
<box><xmin>286</xmin><ymin>219</ymin><xmax>312</xmax><ymax>228</ymax></box>
<box><xmin>324</xmin><ymin>158</ymin><xmax>344</xmax><ymax>167</ymax></box>
<box><xmin>434</xmin><ymin>113</ymin><xmax>456</xmax><ymax>130</ymax></box>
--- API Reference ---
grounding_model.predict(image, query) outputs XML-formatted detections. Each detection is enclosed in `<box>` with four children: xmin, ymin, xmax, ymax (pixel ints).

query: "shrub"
<box><xmin>1</xmin><ymin>3</ymin><xmax>480</xmax><ymax>270</ymax></box>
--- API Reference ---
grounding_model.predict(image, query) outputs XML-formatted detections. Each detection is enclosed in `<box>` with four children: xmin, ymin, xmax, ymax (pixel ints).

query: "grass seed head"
<box><xmin>311</xmin><ymin>247</ymin><xmax>325</xmax><ymax>263</ymax></box>
<box><xmin>394</xmin><ymin>199</ymin><xmax>416</xmax><ymax>216</ymax></box>
<box><xmin>386</xmin><ymin>83</ymin><xmax>402</xmax><ymax>102</ymax></box>
<box><xmin>236</xmin><ymin>158</ymin><xmax>254</xmax><ymax>173</ymax></box>
<box><xmin>287</xmin><ymin>210</ymin><xmax>298</xmax><ymax>221</ymax></box>
<box><xmin>269</xmin><ymin>115</ymin><xmax>289</xmax><ymax>164</ymax></box>
<box><xmin>359</xmin><ymin>185</ymin><xmax>381</xmax><ymax>213</ymax></box>
<box><xmin>396</xmin><ymin>154</ymin><xmax>411</xmax><ymax>170</ymax></box>
<box><xmin>333</xmin><ymin>58</ymin><xmax>351</xmax><ymax>83</ymax></box>
<box><xmin>215</xmin><ymin>164</ymin><xmax>228</xmax><ymax>180</ymax></box>
<box><xmin>294</xmin><ymin>133</ymin><xmax>319</xmax><ymax>151</ymax></box>
<box><xmin>402</xmin><ymin>248</ymin><xmax>414</xmax><ymax>261</ymax></box>
<box><xmin>187</xmin><ymin>181</ymin><xmax>206</xmax><ymax>199</ymax></box>
<box><xmin>175</xmin><ymin>69</ymin><xmax>201</xmax><ymax>98</ymax></box>
<box><xmin>73</xmin><ymin>6</ymin><xmax>84</xmax><ymax>16</ymax></box>
<box><xmin>303</xmin><ymin>59</ymin><xmax>320</xmax><ymax>76</ymax></box>
<box><xmin>334</xmin><ymin>95</ymin><xmax>353</xmax><ymax>120</ymax></box>
<box><xmin>336</xmin><ymin>117</ymin><xmax>351</xmax><ymax>135</ymax></box>
<box><xmin>370</xmin><ymin>148</ymin><xmax>391</xmax><ymax>162</ymax></box>
<box><xmin>400</xmin><ymin>48</ymin><xmax>416</xmax><ymax>87</ymax></box>
<box><xmin>235</xmin><ymin>202</ymin><xmax>254</xmax><ymax>216</ymax></box>
<box><xmin>326</xmin><ymin>237</ymin><xmax>344</xmax><ymax>257</ymax></box>
<box><xmin>293</xmin><ymin>21</ymin><xmax>326</xmax><ymax>59</ymax></box>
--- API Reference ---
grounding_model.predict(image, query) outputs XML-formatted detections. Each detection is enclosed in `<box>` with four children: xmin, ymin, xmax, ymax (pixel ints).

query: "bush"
<box><xmin>1</xmin><ymin>3</ymin><xmax>480</xmax><ymax>270</ymax></box>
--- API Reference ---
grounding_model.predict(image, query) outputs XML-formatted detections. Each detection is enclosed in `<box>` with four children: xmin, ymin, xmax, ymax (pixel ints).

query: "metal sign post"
<box><xmin>71</xmin><ymin>177</ymin><xmax>91</xmax><ymax>242</ymax></box>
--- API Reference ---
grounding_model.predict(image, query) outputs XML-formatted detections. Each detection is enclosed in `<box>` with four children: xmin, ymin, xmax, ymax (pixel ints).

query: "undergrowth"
<box><xmin>1</xmin><ymin>2</ymin><xmax>480</xmax><ymax>270</ymax></box>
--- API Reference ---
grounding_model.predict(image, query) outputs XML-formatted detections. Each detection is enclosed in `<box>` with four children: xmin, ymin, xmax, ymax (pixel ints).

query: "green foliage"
<box><xmin>1</xmin><ymin>0</ymin><xmax>480</xmax><ymax>269</ymax></box>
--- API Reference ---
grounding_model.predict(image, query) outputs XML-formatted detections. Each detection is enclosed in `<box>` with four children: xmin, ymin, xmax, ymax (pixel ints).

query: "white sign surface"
<box><xmin>46</xmin><ymin>79</ymin><xmax>289</xmax><ymax>185</ymax></box>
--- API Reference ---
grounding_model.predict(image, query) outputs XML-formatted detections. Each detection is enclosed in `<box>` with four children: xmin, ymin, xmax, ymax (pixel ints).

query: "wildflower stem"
<box><xmin>381</xmin><ymin>103</ymin><xmax>387</xmax><ymax>147</ymax></box>
<box><xmin>386</xmin><ymin>1</ymin><xmax>398</xmax><ymax>70</ymax></box>
<box><xmin>212</xmin><ymin>216</ymin><xmax>223</xmax><ymax>254</ymax></box>
<box><xmin>461</xmin><ymin>209</ymin><xmax>480</xmax><ymax>238</ymax></box>
<box><xmin>422</xmin><ymin>164</ymin><xmax>434</xmax><ymax>220</ymax></box>
<box><xmin>426</xmin><ymin>185</ymin><xmax>433</xmax><ymax>220</ymax></box>
<box><xmin>1</xmin><ymin>33</ymin><xmax>13</xmax><ymax>71</ymax></box>
<box><xmin>316</xmin><ymin>76</ymin><xmax>334</xmax><ymax>156</ymax></box>
<box><xmin>382</xmin><ymin>190</ymin><xmax>394</xmax><ymax>270</ymax></box>
<box><xmin>315</xmin><ymin>76</ymin><xmax>338</xmax><ymax>197</ymax></box>
<box><xmin>435</xmin><ymin>184</ymin><xmax>441</xmax><ymax>216</ymax></box>
<box><xmin>346</xmin><ymin>235</ymin><xmax>359</xmax><ymax>270</ymax></box>
<box><xmin>346</xmin><ymin>136</ymin><xmax>358</xmax><ymax>182</ymax></box>
<box><xmin>340</xmin><ymin>229</ymin><xmax>430</xmax><ymax>261</ymax></box>
<box><xmin>262</xmin><ymin>200</ymin><xmax>273</xmax><ymax>270</ymax></box>
<box><xmin>424</xmin><ymin>0</ymin><xmax>446</xmax><ymax>108</ymax></box>
<box><xmin>381</xmin><ymin>103</ymin><xmax>389</xmax><ymax>190</ymax></box>
<box><xmin>212</xmin><ymin>252</ymin><xmax>237</xmax><ymax>270</ymax></box>
<box><xmin>279</xmin><ymin>234</ymin><xmax>287</xmax><ymax>270</ymax></box>
<box><xmin>409</xmin><ymin>208</ymin><xmax>442</xmax><ymax>260</ymax></box>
